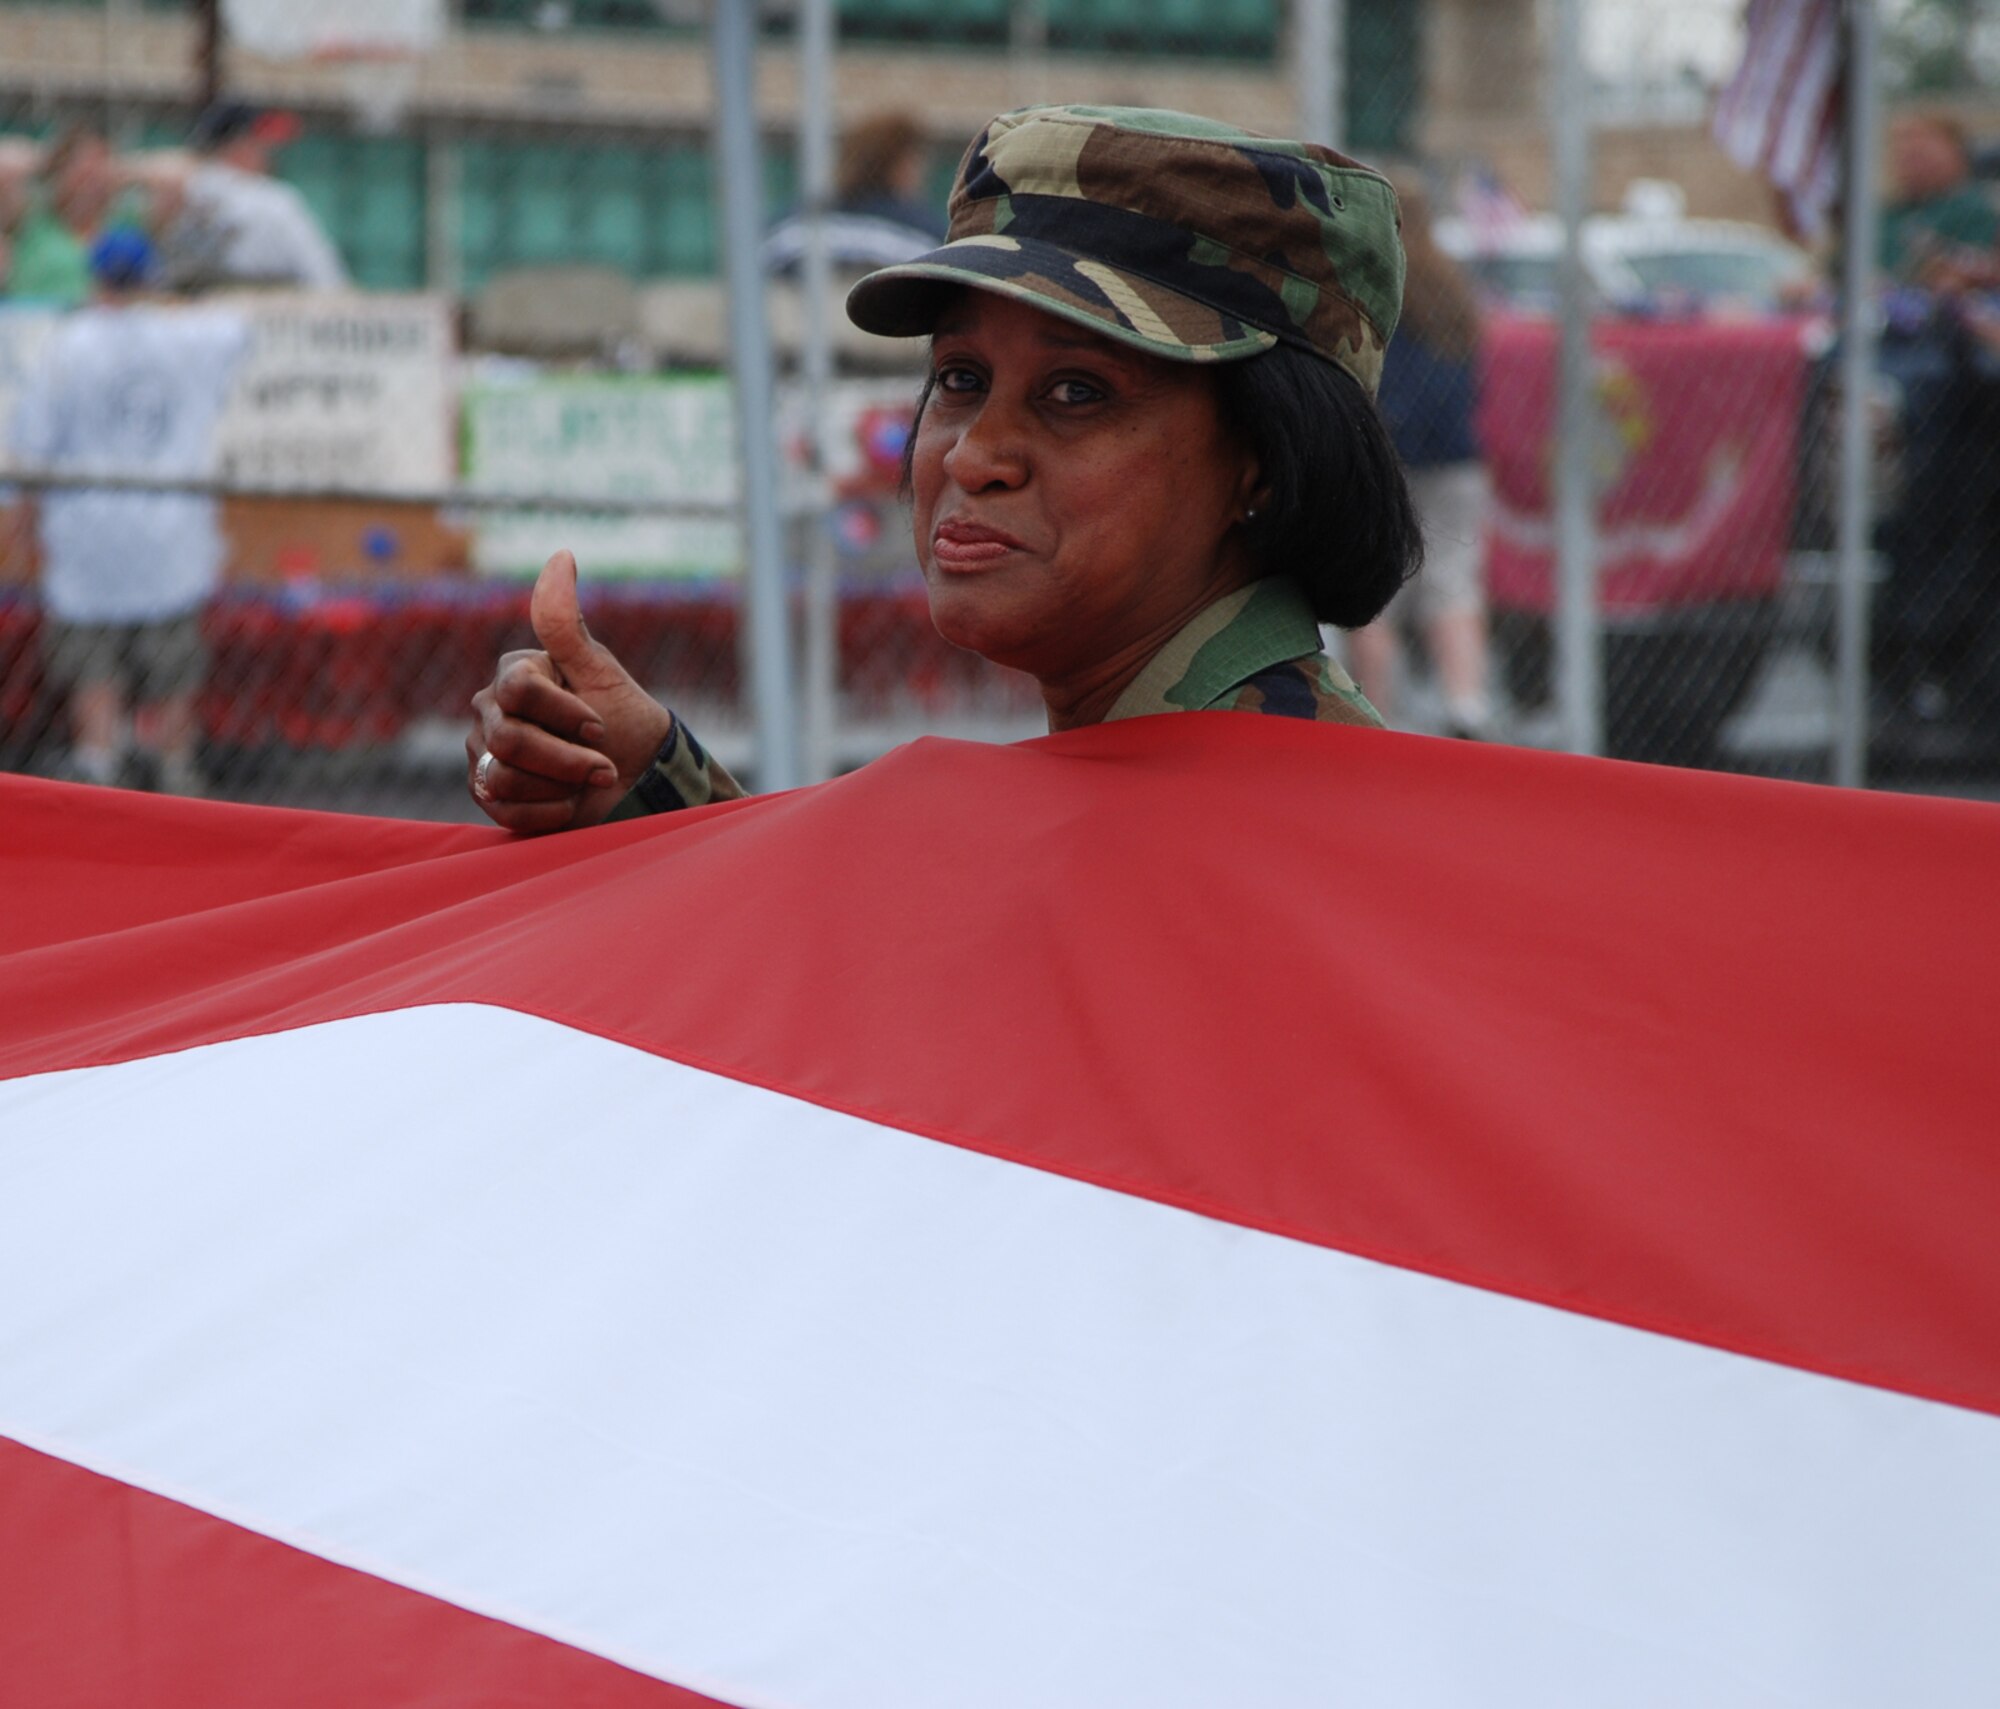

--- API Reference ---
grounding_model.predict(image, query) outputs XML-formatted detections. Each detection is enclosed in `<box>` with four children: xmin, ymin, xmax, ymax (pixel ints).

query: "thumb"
<box><xmin>530</xmin><ymin>550</ymin><xmax>597</xmax><ymax>676</ymax></box>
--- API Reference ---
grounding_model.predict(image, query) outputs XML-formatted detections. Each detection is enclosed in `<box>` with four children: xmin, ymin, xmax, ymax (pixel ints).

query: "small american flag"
<box><xmin>1712</xmin><ymin>0</ymin><xmax>1843</xmax><ymax>239</ymax></box>
<box><xmin>1455</xmin><ymin>164</ymin><xmax>1530</xmax><ymax>255</ymax></box>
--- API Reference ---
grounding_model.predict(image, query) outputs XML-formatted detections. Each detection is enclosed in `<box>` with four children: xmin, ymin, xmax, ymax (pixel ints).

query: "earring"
<box><xmin>1244</xmin><ymin>507</ymin><xmax>1260</xmax><ymax>523</ymax></box>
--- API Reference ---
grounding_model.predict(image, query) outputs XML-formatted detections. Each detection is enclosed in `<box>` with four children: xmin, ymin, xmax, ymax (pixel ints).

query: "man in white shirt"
<box><xmin>10</xmin><ymin>231</ymin><xmax>250</xmax><ymax>791</ymax></box>
<box><xmin>155</xmin><ymin>104</ymin><xmax>348</xmax><ymax>293</ymax></box>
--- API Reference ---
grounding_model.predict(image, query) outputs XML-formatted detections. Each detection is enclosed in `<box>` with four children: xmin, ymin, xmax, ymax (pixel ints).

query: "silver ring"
<box><xmin>473</xmin><ymin>750</ymin><xmax>496</xmax><ymax>802</ymax></box>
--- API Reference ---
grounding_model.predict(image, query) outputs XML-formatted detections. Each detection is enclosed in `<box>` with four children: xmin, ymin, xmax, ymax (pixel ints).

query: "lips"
<box><xmin>932</xmin><ymin>516</ymin><xmax>1028</xmax><ymax>570</ymax></box>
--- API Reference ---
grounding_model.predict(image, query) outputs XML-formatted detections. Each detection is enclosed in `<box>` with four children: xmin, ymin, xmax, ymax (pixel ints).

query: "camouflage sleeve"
<box><xmin>603</xmin><ymin>715</ymin><xmax>747</xmax><ymax>820</ymax></box>
<box><xmin>1209</xmin><ymin>654</ymin><xmax>1385</xmax><ymax>726</ymax></box>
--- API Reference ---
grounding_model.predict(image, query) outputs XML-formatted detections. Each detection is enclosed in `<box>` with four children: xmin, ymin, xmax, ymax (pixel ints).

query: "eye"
<box><xmin>1046</xmin><ymin>375</ymin><xmax>1107</xmax><ymax>406</ymax></box>
<box><xmin>933</xmin><ymin>360</ymin><xmax>984</xmax><ymax>395</ymax></box>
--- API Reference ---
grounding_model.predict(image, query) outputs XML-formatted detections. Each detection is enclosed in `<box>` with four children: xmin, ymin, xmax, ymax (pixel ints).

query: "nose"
<box><xmin>939</xmin><ymin>393</ymin><xmax>1030</xmax><ymax>494</ymax></box>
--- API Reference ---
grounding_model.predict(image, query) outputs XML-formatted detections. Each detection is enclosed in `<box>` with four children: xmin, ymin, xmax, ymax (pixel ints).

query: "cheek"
<box><xmin>907</xmin><ymin>423</ymin><xmax>950</xmax><ymax>540</ymax></box>
<box><xmin>1069</xmin><ymin>437</ymin><xmax>1224</xmax><ymax>552</ymax></box>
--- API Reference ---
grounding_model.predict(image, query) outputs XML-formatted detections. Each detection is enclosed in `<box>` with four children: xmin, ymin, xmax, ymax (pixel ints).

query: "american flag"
<box><xmin>1712</xmin><ymin>0</ymin><xmax>1843</xmax><ymax>239</ymax></box>
<box><xmin>1454</xmin><ymin>164</ymin><xmax>1530</xmax><ymax>255</ymax></box>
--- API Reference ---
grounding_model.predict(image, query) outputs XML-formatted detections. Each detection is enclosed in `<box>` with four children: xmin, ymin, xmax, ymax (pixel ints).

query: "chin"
<box><xmin>922</xmin><ymin>573</ymin><xmax>1047</xmax><ymax>671</ymax></box>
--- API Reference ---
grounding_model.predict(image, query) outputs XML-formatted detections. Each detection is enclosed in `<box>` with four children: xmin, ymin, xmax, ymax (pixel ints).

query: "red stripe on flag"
<box><xmin>3</xmin><ymin>722</ymin><xmax>1999</xmax><ymax>1422</ymax></box>
<box><xmin>1757</xmin><ymin>1</ymin><xmax>1818</xmax><ymax>177</ymax></box>
<box><xmin>0</xmin><ymin>1437</ymin><xmax>738</xmax><ymax>1709</ymax></box>
<box><xmin>1714</xmin><ymin>0</ymin><xmax>1843</xmax><ymax>237</ymax></box>
<box><xmin>0</xmin><ymin>775</ymin><xmax>497</xmax><ymax>957</ymax></box>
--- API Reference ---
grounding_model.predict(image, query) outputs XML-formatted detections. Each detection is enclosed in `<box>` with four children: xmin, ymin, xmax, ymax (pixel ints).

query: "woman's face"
<box><xmin>909</xmin><ymin>292</ymin><xmax>1260</xmax><ymax>694</ymax></box>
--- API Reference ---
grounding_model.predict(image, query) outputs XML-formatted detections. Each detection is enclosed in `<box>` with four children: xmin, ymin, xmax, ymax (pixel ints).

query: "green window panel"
<box><xmin>456</xmin><ymin>142</ymin><xmax>506</xmax><ymax>274</ymax></box>
<box><xmin>839</xmin><ymin>0</ymin><xmax>1008</xmax><ymax>46</ymax></box>
<box><xmin>509</xmin><ymin>145</ymin><xmax>586</xmax><ymax>264</ymax></box>
<box><xmin>278</xmin><ymin>133</ymin><xmax>427</xmax><ymax>290</ymax></box>
<box><xmin>575</xmin><ymin>145</ymin><xmax>648</xmax><ymax>276</ymax></box>
<box><xmin>1045</xmin><ymin>0</ymin><xmax>1139</xmax><ymax>51</ymax></box>
<box><xmin>454</xmin><ymin>138</ymin><xmax>797</xmax><ymax>290</ymax></box>
<box><xmin>1345</xmin><ymin>0</ymin><xmax>1420</xmax><ymax>154</ymax></box>
<box><xmin>459</xmin><ymin>0</ymin><xmax>537</xmax><ymax>21</ymax></box>
<box><xmin>924</xmin><ymin>150</ymin><xmax>961</xmax><ymax>219</ymax></box>
<box><xmin>643</xmin><ymin>146</ymin><xmax>718</xmax><ymax>278</ymax></box>
<box><xmin>1050</xmin><ymin>0</ymin><xmax>1277</xmax><ymax>56</ymax></box>
<box><xmin>458</xmin><ymin>142</ymin><xmax>540</xmax><ymax>287</ymax></box>
<box><xmin>566</xmin><ymin>0</ymin><xmax>673</xmax><ymax>24</ymax></box>
<box><xmin>461</xmin><ymin>0</ymin><xmax>692</xmax><ymax>30</ymax></box>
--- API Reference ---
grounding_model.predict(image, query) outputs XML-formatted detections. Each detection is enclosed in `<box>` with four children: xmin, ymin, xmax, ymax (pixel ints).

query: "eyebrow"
<box><xmin>930</xmin><ymin>314</ymin><xmax>1134</xmax><ymax>359</ymax></box>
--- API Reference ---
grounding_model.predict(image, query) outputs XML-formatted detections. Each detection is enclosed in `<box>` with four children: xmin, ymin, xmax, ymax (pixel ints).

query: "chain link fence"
<box><xmin>1</xmin><ymin>0</ymin><xmax>1996</xmax><ymax>817</ymax></box>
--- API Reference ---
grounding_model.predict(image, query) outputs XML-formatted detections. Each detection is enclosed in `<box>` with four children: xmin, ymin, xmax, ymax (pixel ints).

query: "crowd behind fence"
<box><xmin>1</xmin><ymin>0</ymin><xmax>1997</xmax><ymax>819</ymax></box>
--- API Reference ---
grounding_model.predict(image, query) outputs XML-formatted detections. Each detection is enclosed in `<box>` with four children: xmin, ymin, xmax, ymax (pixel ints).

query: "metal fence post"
<box><xmin>1010</xmin><ymin>0</ymin><xmax>1050</xmax><ymax>106</ymax></box>
<box><xmin>797</xmin><ymin>0</ymin><xmax>840</xmax><ymax>785</ymax></box>
<box><xmin>712</xmin><ymin>0</ymin><xmax>802</xmax><ymax>792</ymax></box>
<box><xmin>1551</xmin><ymin>0</ymin><xmax>1602</xmax><ymax>757</ymax></box>
<box><xmin>425</xmin><ymin>135</ymin><xmax>461</xmax><ymax>300</ymax></box>
<box><xmin>1292</xmin><ymin>0</ymin><xmax>1345</xmax><ymax>148</ymax></box>
<box><xmin>1832</xmin><ymin>0</ymin><xmax>1881</xmax><ymax>790</ymax></box>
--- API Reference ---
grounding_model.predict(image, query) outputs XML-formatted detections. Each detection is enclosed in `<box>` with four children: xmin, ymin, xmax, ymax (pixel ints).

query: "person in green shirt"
<box><xmin>1872</xmin><ymin>110</ymin><xmax>2000</xmax><ymax>755</ymax></box>
<box><xmin>5</xmin><ymin>127</ymin><xmax>119</xmax><ymax>307</ymax></box>
<box><xmin>1879</xmin><ymin>112</ymin><xmax>2000</xmax><ymax>292</ymax></box>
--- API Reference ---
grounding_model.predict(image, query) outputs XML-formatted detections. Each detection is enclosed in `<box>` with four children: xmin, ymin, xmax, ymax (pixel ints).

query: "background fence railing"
<box><xmin>2</xmin><ymin>0</ymin><xmax>1997</xmax><ymax>820</ymax></box>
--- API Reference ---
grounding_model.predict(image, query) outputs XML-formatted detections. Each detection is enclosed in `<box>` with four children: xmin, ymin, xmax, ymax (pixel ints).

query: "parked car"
<box><xmin>1435</xmin><ymin>185</ymin><xmax>1817</xmax><ymax>315</ymax></box>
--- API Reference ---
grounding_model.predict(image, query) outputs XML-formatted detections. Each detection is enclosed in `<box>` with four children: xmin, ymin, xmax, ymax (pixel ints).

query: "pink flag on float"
<box><xmin>3</xmin><ymin>717</ymin><xmax>1999</xmax><ymax>1709</ymax></box>
<box><xmin>1478</xmin><ymin>312</ymin><xmax>1811</xmax><ymax>615</ymax></box>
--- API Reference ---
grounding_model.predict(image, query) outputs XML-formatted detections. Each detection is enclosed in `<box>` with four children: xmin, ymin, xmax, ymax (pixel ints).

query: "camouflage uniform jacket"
<box><xmin>605</xmin><ymin>576</ymin><xmax>1380</xmax><ymax>820</ymax></box>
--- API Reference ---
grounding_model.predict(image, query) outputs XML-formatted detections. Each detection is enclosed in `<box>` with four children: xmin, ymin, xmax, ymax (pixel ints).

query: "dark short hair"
<box><xmin>900</xmin><ymin>338</ymin><xmax>1421</xmax><ymax>630</ymax></box>
<box><xmin>189</xmin><ymin>102</ymin><xmax>257</xmax><ymax>152</ymax></box>
<box><xmin>1212</xmin><ymin>342</ymin><xmax>1423</xmax><ymax>629</ymax></box>
<box><xmin>188</xmin><ymin>101</ymin><xmax>298</xmax><ymax>154</ymax></box>
<box><xmin>839</xmin><ymin>112</ymin><xmax>927</xmax><ymax>205</ymax></box>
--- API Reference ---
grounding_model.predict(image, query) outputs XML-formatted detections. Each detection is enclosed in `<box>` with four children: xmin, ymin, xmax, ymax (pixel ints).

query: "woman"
<box><xmin>1347</xmin><ymin>166</ymin><xmax>1493</xmax><ymax>740</ymax></box>
<box><xmin>763</xmin><ymin>109</ymin><xmax>945</xmax><ymax>274</ymax></box>
<box><xmin>833</xmin><ymin>110</ymin><xmax>946</xmax><ymax>243</ymax></box>
<box><xmin>469</xmin><ymin>105</ymin><xmax>1421</xmax><ymax>833</ymax></box>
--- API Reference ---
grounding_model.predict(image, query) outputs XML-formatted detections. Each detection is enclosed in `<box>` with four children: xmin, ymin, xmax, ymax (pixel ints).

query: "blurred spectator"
<box><xmin>151</xmin><ymin>102</ymin><xmax>347</xmax><ymax>292</ymax></box>
<box><xmin>5</xmin><ymin>128</ymin><xmax>123</xmax><ymax>306</ymax></box>
<box><xmin>836</xmin><ymin>113</ymin><xmax>945</xmax><ymax>242</ymax></box>
<box><xmin>1871</xmin><ymin>111</ymin><xmax>2000</xmax><ymax>756</ymax></box>
<box><xmin>1881</xmin><ymin>113</ymin><xmax>1999</xmax><ymax>292</ymax></box>
<box><xmin>0</xmin><ymin>138</ymin><xmax>38</xmax><ymax>286</ymax></box>
<box><xmin>763</xmin><ymin>111</ymin><xmax>944</xmax><ymax>274</ymax></box>
<box><xmin>1350</xmin><ymin>169</ymin><xmax>1494</xmax><ymax>739</ymax></box>
<box><xmin>8</xmin><ymin>231</ymin><xmax>250</xmax><ymax>792</ymax></box>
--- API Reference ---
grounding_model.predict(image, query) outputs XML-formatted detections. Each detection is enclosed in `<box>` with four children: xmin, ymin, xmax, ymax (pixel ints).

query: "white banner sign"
<box><xmin>0</xmin><ymin>307</ymin><xmax>63</xmax><ymax>477</ymax></box>
<box><xmin>464</xmin><ymin>375</ymin><xmax>741</xmax><ymax>578</ymax></box>
<box><xmin>214</xmin><ymin>294</ymin><xmax>454</xmax><ymax>495</ymax></box>
<box><xmin>222</xmin><ymin>0</ymin><xmax>444</xmax><ymax>59</ymax></box>
<box><xmin>463</xmin><ymin>374</ymin><xmax>925</xmax><ymax>579</ymax></box>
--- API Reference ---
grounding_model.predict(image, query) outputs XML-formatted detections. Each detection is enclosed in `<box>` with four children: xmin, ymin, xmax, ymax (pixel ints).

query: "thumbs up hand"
<box><xmin>467</xmin><ymin>550</ymin><xmax>674</xmax><ymax>833</ymax></box>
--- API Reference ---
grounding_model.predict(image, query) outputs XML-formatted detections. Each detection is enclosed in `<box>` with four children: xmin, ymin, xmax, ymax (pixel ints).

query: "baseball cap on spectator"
<box><xmin>188</xmin><ymin>101</ymin><xmax>302</xmax><ymax>154</ymax></box>
<box><xmin>88</xmin><ymin>228</ymin><xmax>157</xmax><ymax>291</ymax></box>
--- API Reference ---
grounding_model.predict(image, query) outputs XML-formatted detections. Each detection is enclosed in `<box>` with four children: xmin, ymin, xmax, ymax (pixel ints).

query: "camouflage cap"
<box><xmin>845</xmin><ymin>104</ymin><xmax>1405</xmax><ymax>395</ymax></box>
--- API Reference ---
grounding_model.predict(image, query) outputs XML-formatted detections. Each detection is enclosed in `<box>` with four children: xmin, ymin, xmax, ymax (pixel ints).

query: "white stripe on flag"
<box><xmin>1713</xmin><ymin>0</ymin><xmax>1843</xmax><ymax>236</ymax></box>
<box><xmin>1767</xmin><ymin>14</ymin><xmax>1840</xmax><ymax>186</ymax></box>
<box><xmin>3</xmin><ymin>1005</ymin><xmax>1998</xmax><ymax>1708</ymax></box>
